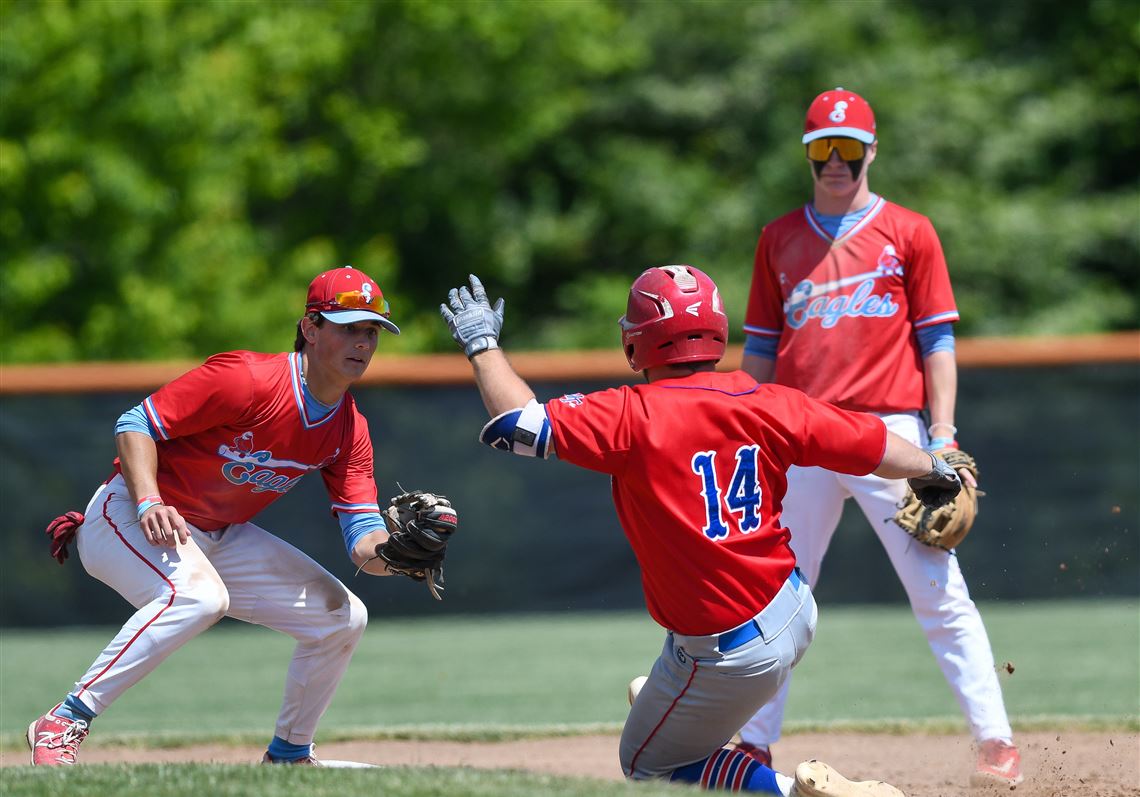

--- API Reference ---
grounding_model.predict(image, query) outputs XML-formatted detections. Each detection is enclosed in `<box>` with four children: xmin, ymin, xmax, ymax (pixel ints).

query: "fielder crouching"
<box><xmin>30</xmin><ymin>266</ymin><xmax>454</xmax><ymax>767</ymax></box>
<box><xmin>442</xmin><ymin>269</ymin><xmax>960</xmax><ymax>796</ymax></box>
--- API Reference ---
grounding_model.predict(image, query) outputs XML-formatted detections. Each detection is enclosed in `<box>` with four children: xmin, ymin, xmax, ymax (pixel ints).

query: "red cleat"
<box><xmin>733</xmin><ymin>741</ymin><xmax>773</xmax><ymax>768</ymax></box>
<box><xmin>971</xmin><ymin>739</ymin><xmax>1024</xmax><ymax>786</ymax></box>
<box><xmin>26</xmin><ymin>705</ymin><xmax>90</xmax><ymax>766</ymax></box>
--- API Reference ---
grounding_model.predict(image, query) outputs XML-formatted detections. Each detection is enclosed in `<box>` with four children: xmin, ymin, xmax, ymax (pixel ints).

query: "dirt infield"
<box><xmin>6</xmin><ymin>729</ymin><xmax>1136</xmax><ymax>796</ymax></box>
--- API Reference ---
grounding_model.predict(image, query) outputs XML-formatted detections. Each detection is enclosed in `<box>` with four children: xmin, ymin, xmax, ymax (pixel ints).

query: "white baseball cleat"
<box><xmin>627</xmin><ymin>675</ymin><xmax>648</xmax><ymax>706</ymax></box>
<box><xmin>791</xmin><ymin>759</ymin><xmax>906</xmax><ymax>797</ymax></box>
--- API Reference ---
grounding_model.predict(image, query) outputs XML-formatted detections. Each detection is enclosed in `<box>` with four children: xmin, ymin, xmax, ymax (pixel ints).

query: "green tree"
<box><xmin>1</xmin><ymin>0</ymin><xmax>1136</xmax><ymax>364</ymax></box>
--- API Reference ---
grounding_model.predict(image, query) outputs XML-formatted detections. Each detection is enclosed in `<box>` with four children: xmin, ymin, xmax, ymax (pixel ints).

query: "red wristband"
<box><xmin>136</xmin><ymin>494</ymin><xmax>164</xmax><ymax>521</ymax></box>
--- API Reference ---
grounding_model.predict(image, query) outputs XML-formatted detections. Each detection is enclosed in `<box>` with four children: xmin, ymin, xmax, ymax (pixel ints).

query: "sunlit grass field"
<box><xmin>1</xmin><ymin>764</ymin><xmax>695</xmax><ymax>797</ymax></box>
<box><xmin>2</xmin><ymin>600</ymin><xmax>1136</xmax><ymax>743</ymax></box>
<box><xmin>2</xmin><ymin>600</ymin><xmax>1136</xmax><ymax>795</ymax></box>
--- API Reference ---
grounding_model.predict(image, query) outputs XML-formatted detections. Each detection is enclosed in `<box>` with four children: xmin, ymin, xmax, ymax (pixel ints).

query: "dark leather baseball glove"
<box><xmin>376</xmin><ymin>490</ymin><xmax>458</xmax><ymax>600</ymax></box>
<box><xmin>894</xmin><ymin>449</ymin><xmax>979</xmax><ymax>550</ymax></box>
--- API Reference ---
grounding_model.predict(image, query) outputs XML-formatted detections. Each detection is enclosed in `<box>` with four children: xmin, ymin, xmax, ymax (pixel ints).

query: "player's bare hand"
<box><xmin>140</xmin><ymin>505</ymin><xmax>190</xmax><ymax>547</ymax></box>
<box><xmin>957</xmin><ymin>467</ymin><xmax>978</xmax><ymax>489</ymax></box>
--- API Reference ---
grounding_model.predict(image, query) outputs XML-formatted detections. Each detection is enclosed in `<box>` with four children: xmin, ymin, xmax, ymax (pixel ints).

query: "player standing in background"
<box><xmin>736</xmin><ymin>88</ymin><xmax>1022</xmax><ymax>787</ymax></box>
<box><xmin>31</xmin><ymin>267</ymin><xmax>412</xmax><ymax>767</ymax></box>
<box><xmin>440</xmin><ymin>269</ymin><xmax>962</xmax><ymax>796</ymax></box>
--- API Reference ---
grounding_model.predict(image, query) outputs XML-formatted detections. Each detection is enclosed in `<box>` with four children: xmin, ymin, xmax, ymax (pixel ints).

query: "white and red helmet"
<box><xmin>620</xmin><ymin>265</ymin><xmax>728</xmax><ymax>372</ymax></box>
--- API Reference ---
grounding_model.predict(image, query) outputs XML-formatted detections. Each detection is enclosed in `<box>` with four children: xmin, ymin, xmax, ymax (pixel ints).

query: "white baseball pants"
<box><xmin>739</xmin><ymin>412</ymin><xmax>1013</xmax><ymax>747</ymax></box>
<box><xmin>70</xmin><ymin>474</ymin><xmax>367</xmax><ymax>745</ymax></box>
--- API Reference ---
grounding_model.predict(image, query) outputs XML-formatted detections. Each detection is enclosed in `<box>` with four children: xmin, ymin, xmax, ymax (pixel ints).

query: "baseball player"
<box><xmin>441</xmin><ymin>269</ymin><xmax>961</xmax><ymax>796</ymax></box>
<box><xmin>30</xmin><ymin>267</ymin><xmax>413</xmax><ymax>766</ymax></box>
<box><xmin>735</xmin><ymin>88</ymin><xmax>1021</xmax><ymax>787</ymax></box>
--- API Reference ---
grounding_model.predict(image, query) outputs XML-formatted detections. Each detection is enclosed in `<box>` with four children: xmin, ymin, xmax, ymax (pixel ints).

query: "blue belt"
<box><xmin>717</xmin><ymin>568</ymin><xmax>803</xmax><ymax>653</ymax></box>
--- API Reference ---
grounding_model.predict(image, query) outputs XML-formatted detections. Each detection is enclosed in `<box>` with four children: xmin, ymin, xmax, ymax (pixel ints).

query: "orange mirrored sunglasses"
<box><xmin>309</xmin><ymin>290</ymin><xmax>391</xmax><ymax>317</ymax></box>
<box><xmin>805</xmin><ymin>137</ymin><xmax>866</xmax><ymax>163</ymax></box>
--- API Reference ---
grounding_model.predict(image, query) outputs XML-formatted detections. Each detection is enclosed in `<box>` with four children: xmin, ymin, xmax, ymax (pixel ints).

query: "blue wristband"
<box><xmin>136</xmin><ymin>497</ymin><xmax>163</xmax><ymax>520</ymax></box>
<box><xmin>927</xmin><ymin>436</ymin><xmax>957</xmax><ymax>452</ymax></box>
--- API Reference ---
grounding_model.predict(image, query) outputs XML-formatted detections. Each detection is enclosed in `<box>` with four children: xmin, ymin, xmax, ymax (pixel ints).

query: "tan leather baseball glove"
<box><xmin>894</xmin><ymin>449</ymin><xmax>980</xmax><ymax>550</ymax></box>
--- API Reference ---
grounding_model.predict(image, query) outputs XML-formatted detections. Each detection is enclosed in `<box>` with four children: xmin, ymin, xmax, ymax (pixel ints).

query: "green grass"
<box><xmin>1</xmin><ymin>599</ymin><xmax>1137</xmax><ymax>751</ymax></box>
<box><xmin>0</xmin><ymin>764</ymin><xmax>694</xmax><ymax>797</ymax></box>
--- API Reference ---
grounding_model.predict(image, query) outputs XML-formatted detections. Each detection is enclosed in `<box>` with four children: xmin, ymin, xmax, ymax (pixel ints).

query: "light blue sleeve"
<box><xmin>743</xmin><ymin>333</ymin><xmax>779</xmax><ymax>360</ymax></box>
<box><xmin>115</xmin><ymin>403</ymin><xmax>159</xmax><ymax>439</ymax></box>
<box><xmin>340</xmin><ymin>511</ymin><xmax>387</xmax><ymax>557</ymax></box>
<box><xmin>916</xmin><ymin>322</ymin><xmax>955</xmax><ymax>357</ymax></box>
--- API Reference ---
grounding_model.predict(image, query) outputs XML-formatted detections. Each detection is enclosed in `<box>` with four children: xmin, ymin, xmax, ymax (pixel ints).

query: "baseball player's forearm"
<box><xmin>115</xmin><ymin>431</ymin><xmax>161</xmax><ymax>503</ymax></box>
<box><xmin>923</xmin><ymin>350</ymin><xmax>978</xmax><ymax>486</ymax></box>
<box><xmin>351</xmin><ymin>529</ymin><xmax>394</xmax><ymax>576</ymax></box>
<box><xmin>874</xmin><ymin>431</ymin><xmax>940</xmax><ymax>479</ymax></box>
<box><xmin>469</xmin><ymin>348</ymin><xmax>536</xmax><ymax>417</ymax></box>
<box><xmin>741</xmin><ymin>353</ymin><xmax>776</xmax><ymax>384</ymax></box>
<box><xmin>116</xmin><ymin>431</ymin><xmax>190</xmax><ymax>546</ymax></box>
<box><xmin>923</xmin><ymin>350</ymin><xmax>958</xmax><ymax>438</ymax></box>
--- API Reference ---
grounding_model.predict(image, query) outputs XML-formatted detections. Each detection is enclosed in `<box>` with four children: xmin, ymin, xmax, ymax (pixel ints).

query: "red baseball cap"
<box><xmin>802</xmin><ymin>87</ymin><xmax>876</xmax><ymax>145</ymax></box>
<box><xmin>305</xmin><ymin>266</ymin><xmax>400</xmax><ymax>335</ymax></box>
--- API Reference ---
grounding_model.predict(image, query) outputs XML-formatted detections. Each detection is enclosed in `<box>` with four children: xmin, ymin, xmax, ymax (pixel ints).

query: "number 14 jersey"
<box><xmin>545</xmin><ymin>370</ymin><xmax>885</xmax><ymax>636</ymax></box>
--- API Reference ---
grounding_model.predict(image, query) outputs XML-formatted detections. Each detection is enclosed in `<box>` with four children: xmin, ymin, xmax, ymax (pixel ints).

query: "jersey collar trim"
<box><xmin>654</xmin><ymin>371</ymin><xmax>760</xmax><ymax>397</ymax></box>
<box><xmin>804</xmin><ymin>195</ymin><xmax>886</xmax><ymax>246</ymax></box>
<box><xmin>659</xmin><ymin>383</ymin><xmax>760</xmax><ymax>397</ymax></box>
<box><xmin>289</xmin><ymin>352</ymin><xmax>342</xmax><ymax>430</ymax></box>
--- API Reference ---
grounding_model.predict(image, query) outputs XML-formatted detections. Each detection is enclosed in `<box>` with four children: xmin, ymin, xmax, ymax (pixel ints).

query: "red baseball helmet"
<box><xmin>620</xmin><ymin>265</ymin><xmax>728</xmax><ymax>372</ymax></box>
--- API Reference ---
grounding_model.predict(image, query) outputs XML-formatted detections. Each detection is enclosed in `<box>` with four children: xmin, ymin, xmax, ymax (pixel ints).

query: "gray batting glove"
<box><xmin>440</xmin><ymin>274</ymin><xmax>506</xmax><ymax>359</ymax></box>
<box><xmin>907</xmin><ymin>454</ymin><xmax>962</xmax><ymax>509</ymax></box>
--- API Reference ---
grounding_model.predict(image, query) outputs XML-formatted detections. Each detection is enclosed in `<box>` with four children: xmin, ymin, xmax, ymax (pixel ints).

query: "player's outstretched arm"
<box><xmin>875</xmin><ymin>431</ymin><xmax>962</xmax><ymax>509</ymax></box>
<box><xmin>470</xmin><ymin>349</ymin><xmax>535</xmax><ymax>418</ymax></box>
<box><xmin>441</xmin><ymin>274</ymin><xmax>535</xmax><ymax>418</ymax></box>
<box><xmin>874</xmin><ymin>431</ymin><xmax>939</xmax><ymax>480</ymax></box>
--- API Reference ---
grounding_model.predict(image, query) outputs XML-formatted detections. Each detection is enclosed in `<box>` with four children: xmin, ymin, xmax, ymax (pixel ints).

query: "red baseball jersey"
<box><xmin>744</xmin><ymin>198</ymin><xmax>959</xmax><ymax>412</ymax></box>
<box><xmin>117</xmin><ymin>351</ymin><xmax>379</xmax><ymax>531</ymax></box>
<box><xmin>545</xmin><ymin>370</ymin><xmax>886</xmax><ymax>635</ymax></box>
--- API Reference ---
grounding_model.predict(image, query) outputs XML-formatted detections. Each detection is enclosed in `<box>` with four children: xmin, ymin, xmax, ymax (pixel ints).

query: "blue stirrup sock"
<box><xmin>55</xmin><ymin>694</ymin><xmax>96</xmax><ymax>724</ymax></box>
<box><xmin>267</xmin><ymin>735</ymin><xmax>313</xmax><ymax>761</ymax></box>
<box><xmin>669</xmin><ymin>748</ymin><xmax>785</xmax><ymax>793</ymax></box>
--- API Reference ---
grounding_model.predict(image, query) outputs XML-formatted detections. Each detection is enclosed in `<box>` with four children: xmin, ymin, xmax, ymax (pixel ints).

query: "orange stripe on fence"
<box><xmin>0</xmin><ymin>332</ymin><xmax>1136</xmax><ymax>395</ymax></box>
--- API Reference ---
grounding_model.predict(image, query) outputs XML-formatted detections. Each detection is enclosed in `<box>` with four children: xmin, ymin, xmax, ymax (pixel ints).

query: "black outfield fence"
<box><xmin>1</xmin><ymin>357</ymin><xmax>1136</xmax><ymax>627</ymax></box>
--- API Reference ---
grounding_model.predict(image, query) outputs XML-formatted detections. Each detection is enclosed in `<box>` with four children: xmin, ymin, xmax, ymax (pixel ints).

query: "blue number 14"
<box><xmin>691</xmin><ymin>446</ymin><xmax>762</xmax><ymax>540</ymax></box>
